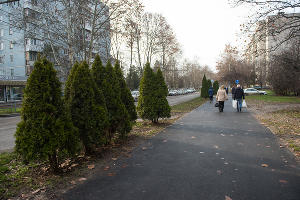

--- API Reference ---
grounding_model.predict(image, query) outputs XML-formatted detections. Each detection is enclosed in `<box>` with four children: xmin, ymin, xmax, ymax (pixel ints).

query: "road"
<box><xmin>0</xmin><ymin>116</ymin><xmax>20</xmax><ymax>152</ymax></box>
<box><xmin>62</xmin><ymin>97</ymin><xmax>300</xmax><ymax>200</ymax></box>
<box><xmin>0</xmin><ymin>93</ymin><xmax>200</xmax><ymax>152</ymax></box>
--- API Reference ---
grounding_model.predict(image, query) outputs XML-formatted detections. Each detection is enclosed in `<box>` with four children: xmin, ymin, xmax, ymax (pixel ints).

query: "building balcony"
<box><xmin>25</xmin><ymin>44</ymin><xmax>42</xmax><ymax>52</ymax></box>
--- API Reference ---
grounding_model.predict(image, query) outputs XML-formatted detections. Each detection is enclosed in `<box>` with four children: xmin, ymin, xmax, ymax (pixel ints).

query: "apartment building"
<box><xmin>245</xmin><ymin>13</ymin><xmax>300</xmax><ymax>86</ymax></box>
<box><xmin>0</xmin><ymin>0</ymin><xmax>111</xmax><ymax>102</ymax></box>
<box><xmin>0</xmin><ymin>1</ymin><xmax>26</xmax><ymax>102</ymax></box>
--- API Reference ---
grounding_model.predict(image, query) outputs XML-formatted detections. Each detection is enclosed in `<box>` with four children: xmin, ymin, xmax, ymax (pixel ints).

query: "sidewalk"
<box><xmin>62</xmin><ymin>98</ymin><xmax>300</xmax><ymax>200</ymax></box>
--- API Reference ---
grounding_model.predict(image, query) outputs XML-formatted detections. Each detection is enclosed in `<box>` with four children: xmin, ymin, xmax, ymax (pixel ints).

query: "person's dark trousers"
<box><xmin>209</xmin><ymin>95</ymin><xmax>213</xmax><ymax>103</ymax></box>
<box><xmin>236</xmin><ymin>98</ymin><xmax>242</xmax><ymax>112</ymax></box>
<box><xmin>219</xmin><ymin>101</ymin><xmax>224</xmax><ymax>112</ymax></box>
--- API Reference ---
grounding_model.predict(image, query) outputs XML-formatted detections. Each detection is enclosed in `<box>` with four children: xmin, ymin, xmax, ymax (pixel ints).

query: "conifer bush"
<box><xmin>105</xmin><ymin>61</ymin><xmax>131</xmax><ymax>138</ymax></box>
<box><xmin>15</xmin><ymin>58</ymin><xmax>78</xmax><ymax>172</ymax></box>
<box><xmin>137</xmin><ymin>63</ymin><xmax>156</xmax><ymax>121</ymax></box>
<box><xmin>152</xmin><ymin>68</ymin><xmax>171</xmax><ymax>123</ymax></box>
<box><xmin>138</xmin><ymin>63</ymin><xmax>170</xmax><ymax>123</ymax></box>
<box><xmin>114</xmin><ymin>61</ymin><xmax>137</xmax><ymax>122</ymax></box>
<box><xmin>66</xmin><ymin>61</ymin><xmax>108</xmax><ymax>154</ymax></box>
<box><xmin>201</xmin><ymin>74</ymin><xmax>209</xmax><ymax>98</ymax></box>
<box><xmin>213</xmin><ymin>81</ymin><xmax>219</xmax><ymax>95</ymax></box>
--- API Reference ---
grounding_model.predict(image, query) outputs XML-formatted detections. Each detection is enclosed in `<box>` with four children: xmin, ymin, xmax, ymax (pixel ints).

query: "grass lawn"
<box><xmin>0</xmin><ymin>96</ymin><xmax>206</xmax><ymax>199</ymax></box>
<box><xmin>171</xmin><ymin>97</ymin><xmax>207</xmax><ymax>113</ymax></box>
<box><xmin>0</xmin><ymin>107</ymin><xmax>21</xmax><ymax>115</ymax></box>
<box><xmin>246</xmin><ymin>90</ymin><xmax>300</xmax><ymax>104</ymax></box>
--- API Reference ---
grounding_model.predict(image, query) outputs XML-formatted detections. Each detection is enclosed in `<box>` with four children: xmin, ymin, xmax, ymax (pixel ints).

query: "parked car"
<box><xmin>131</xmin><ymin>90</ymin><xmax>139</xmax><ymax>101</ymax></box>
<box><xmin>168</xmin><ymin>90</ymin><xmax>177</xmax><ymax>96</ymax></box>
<box><xmin>244</xmin><ymin>88</ymin><xmax>267</xmax><ymax>95</ymax></box>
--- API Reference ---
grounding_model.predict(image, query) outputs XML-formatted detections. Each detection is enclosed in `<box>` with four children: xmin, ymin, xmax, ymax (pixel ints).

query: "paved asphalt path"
<box><xmin>1</xmin><ymin>93</ymin><xmax>200</xmax><ymax>152</ymax></box>
<box><xmin>62</xmin><ymin>98</ymin><xmax>300</xmax><ymax>200</ymax></box>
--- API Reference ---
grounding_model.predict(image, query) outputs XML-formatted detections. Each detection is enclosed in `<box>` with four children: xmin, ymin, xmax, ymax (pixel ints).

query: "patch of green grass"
<box><xmin>246</xmin><ymin>92</ymin><xmax>300</xmax><ymax>103</ymax></box>
<box><xmin>0</xmin><ymin>152</ymin><xmax>33</xmax><ymax>199</ymax></box>
<box><xmin>0</xmin><ymin>107</ymin><xmax>21</xmax><ymax>115</ymax></box>
<box><xmin>171</xmin><ymin>97</ymin><xmax>206</xmax><ymax>113</ymax></box>
<box><xmin>289</xmin><ymin>143</ymin><xmax>300</xmax><ymax>152</ymax></box>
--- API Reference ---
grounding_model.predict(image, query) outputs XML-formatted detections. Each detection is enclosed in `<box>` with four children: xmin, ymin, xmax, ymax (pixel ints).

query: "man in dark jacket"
<box><xmin>208</xmin><ymin>87</ymin><xmax>214</xmax><ymax>103</ymax></box>
<box><xmin>233</xmin><ymin>84</ymin><xmax>245</xmax><ymax>112</ymax></box>
<box><xmin>231</xmin><ymin>86</ymin><xmax>236</xmax><ymax>96</ymax></box>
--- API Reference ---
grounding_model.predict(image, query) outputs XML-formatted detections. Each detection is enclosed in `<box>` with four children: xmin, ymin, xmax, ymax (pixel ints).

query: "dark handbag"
<box><xmin>215</xmin><ymin>102</ymin><xmax>219</xmax><ymax>107</ymax></box>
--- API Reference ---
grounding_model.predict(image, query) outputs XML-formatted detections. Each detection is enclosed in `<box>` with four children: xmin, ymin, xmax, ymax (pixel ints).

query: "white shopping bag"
<box><xmin>242</xmin><ymin>100</ymin><xmax>247</xmax><ymax>108</ymax></box>
<box><xmin>232</xmin><ymin>100</ymin><xmax>237</xmax><ymax>109</ymax></box>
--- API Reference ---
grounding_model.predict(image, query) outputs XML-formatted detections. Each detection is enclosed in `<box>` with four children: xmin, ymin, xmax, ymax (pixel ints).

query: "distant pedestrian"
<box><xmin>231</xmin><ymin>85</ymin><xmax>236</xmax><ymax>96</ymax></box>
<box><xmin>216</xmin><ymin>85</ymin><xmax>228</xmax><ymax>112</ymax></box>
<box><xmin>225</xmin><ymin>87</ymin><xmax>229</xmax><ymax>94</ymax></box>
<box><xmin>208</xmin><ymin>87</ymin><xmax>214</xmax><ymax>103</ymax></box>
<box><xmin>233</xmin><ymin>84</ymin><xmax>245</xmax><ymax>112</ymax></box>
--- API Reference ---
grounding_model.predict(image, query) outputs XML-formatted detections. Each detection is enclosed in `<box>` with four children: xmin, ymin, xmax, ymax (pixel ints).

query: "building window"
<box><xmin>0</xmin><ymin>56</ymin><xmax>4</xmax><ymax>64</ymax></box>
<box><xmin>0</xmin><ymin>29</ymin><xmax>3</xmax><ymax>37</ymax></box>
<box><xmin>10</xmin><ymin>41</ymin><xmax>13</xmax><ymax>49</ymax></box>
<box><xmin>10</xmin><ymin>68</ymin><xmax>14</xmax><ymax>76</ymax></box>
<box><xmin>0</xmin><ymin>42</ymin><xmax>4</xmax><ymax>50</ymax></box>
<box><xmin>10</xmin><ymin>55</ymin><xmax>13</xmax><ymax>62</ymax></box>
<box><xmin>9</xmin><ymin>27</ymin><xmax>13</xmax><ymax>35</ymax></box>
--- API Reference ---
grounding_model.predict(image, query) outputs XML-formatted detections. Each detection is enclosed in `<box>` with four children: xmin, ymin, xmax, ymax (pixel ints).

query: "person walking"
<box><xmin>216</xmin><ymin>85</ymin><xmax>228</xmax><ymax>112</ymax></box>
<box><xmin>208</xmin><ymin>87</ymin><xmax>214</xmax><ymax>103</ymax></box>
<box><xmin>231</xmin><ymin>85</ymin><xmax>236</xmax><ymax>96</ymax></box>
<box><xmin>233</xmin><ymin>84</ymin><xmax>245</xmax><ymax>112</ymax></box>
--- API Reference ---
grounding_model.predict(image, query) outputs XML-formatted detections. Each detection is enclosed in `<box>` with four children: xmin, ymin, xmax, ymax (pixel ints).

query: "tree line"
<box><xmin>14</xmin><ymin>55</ymin><xmax>171</xmax><ymax>172</ymax></box>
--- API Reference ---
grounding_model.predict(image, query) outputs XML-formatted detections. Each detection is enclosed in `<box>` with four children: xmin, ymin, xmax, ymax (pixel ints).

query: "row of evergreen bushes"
<box><xmin>14</xmin><ymin>56</ymin><xmax>171</xmax><ymax>172</ymax></box>
<box><xmin>200</xmin><ymin>74</ymin><xmax>219</xmax><ymax>98</ymax></box>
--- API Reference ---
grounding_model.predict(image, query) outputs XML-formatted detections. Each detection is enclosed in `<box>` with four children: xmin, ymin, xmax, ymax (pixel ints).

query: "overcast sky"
<box><xmin>142</xmin><ymin>0</ymin><xmax>250</xmax><ymax>71</ymax></box>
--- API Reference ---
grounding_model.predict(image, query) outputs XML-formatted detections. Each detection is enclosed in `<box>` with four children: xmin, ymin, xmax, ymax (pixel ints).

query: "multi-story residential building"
<box><xmin>0</xmin><ymin>1</ymin><xmax>26</xmax><ymax>102</ymax></box>
<box><xmin>245</xmin><ymin>12</ymin><xmax>300</xmax><ymax>86</ymax></box>
<box><xmin>0</xmin><ymin>0</ymin><xmax>111</xmax><ymax>102</ymax></box>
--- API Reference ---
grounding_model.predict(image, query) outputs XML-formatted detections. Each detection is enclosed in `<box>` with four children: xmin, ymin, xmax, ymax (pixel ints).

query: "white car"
<box><xmin>131</xmin><ymin>91</ymin><xmax>140</xmax><ymax>101</ymax></box>
<box><xmin>244</xmin><ymin>88</ymin><xmax>267</xmax><ymax>95</ymax></box>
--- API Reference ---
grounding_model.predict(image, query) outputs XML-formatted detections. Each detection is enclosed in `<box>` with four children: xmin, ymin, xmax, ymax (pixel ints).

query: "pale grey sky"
<box><xmin>142</xmin><ymin>0</ymin><xmax>250</xmax><ymax>71</ymax></box>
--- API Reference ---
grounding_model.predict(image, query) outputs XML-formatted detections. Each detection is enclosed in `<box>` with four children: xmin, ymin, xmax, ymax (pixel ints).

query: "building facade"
<box><xmin>0</xmin><ymin>0</ymin><xmax>111</xmax><ymax>102</ymax></box>
<box><xmin>0</xmin><ymin>1</ymin><xmax>26</xmax><ymax>103</ymax></box>
<box><xmin>245</xmin><ymin>13</ymin><xmax>300</xmax><ymax>86</ymax></box>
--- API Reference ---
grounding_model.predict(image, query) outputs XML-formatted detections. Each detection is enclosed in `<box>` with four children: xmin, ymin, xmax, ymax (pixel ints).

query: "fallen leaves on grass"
<box><xmin>87</xmin><ymin>165</ymin><xmax>95</xmax><ymax>170</ymax></box>
<box><xmin>78</xmin><ymin>178</ymin><xmax>87</xmax><ymax>182</ymax></box>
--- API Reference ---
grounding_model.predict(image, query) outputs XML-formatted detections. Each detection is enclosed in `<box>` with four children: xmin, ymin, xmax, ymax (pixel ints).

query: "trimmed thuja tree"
<box><xmin>92</xmin><ymin>56</ymin><xmax>130</xmax><ymax>141</ymax></box>
<box><xmin>105</xmin><ymin>61</ymin><xmax>131</xmax><ymax>138</ymax></box>
<box><xmin>66</xmin><ymin>61</ymin><xmax>108</xmax><ymax>154</ymax></box>
<box><xmin>201</xmin><ymin>74</ymin><xmax>209</xmax><ymax>98</ymax></box>
<box><xmin>114</xmin><ymin>61</ymin><xmax>137</xmax><ymax>122</ymax></box>
<box><xmin>213</xmin><ymin>80</ymin><xmax>219</xmax><ymax>95</ymax></box>
<box><xmin>137</xmin><ymin>63</ymin><xmax>170</xmax><ymax>123</ymax></box>
<box><xmin>152</xmin><ymin>68</ymin><xmax>171</xmax><ymax>123</ymax></box>
<box><xmin>15</xmin><ymin>58</ymin><xmax>78</xmax><ymax>172</ymax></box>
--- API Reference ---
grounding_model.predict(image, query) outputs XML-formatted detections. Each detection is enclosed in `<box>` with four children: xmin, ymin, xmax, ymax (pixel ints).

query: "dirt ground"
<box><xmin>247</xmin><ymin>101</ymin><xmax>300</xmax><ymax>160</ymax></box>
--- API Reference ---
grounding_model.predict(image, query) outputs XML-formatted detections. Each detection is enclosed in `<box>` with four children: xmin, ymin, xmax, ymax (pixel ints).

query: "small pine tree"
<box><xmin>64</xmin><ymin>62</ymin><xmax>79</xmax><ymax>101</ymax></box>
<box><xmin>114</xmin><ymin>61</ymin><xmax>137</xmax><ymax>122</ymax></box>
<box><xmin>213</xmin><ymin>81</ymin><xmax>219</xmax><ymax>95</ymax></box>
<box><xmin>15</xmin><ymin>58</ymin><xmax>78</xmax><ymax>172</ymax></box>
<box><xmin>201</xmin><ymin>74</ymin><xmax>208</xmax><ymax>98</ymax></box>
<box><xmin>137</xmin><ymin>62</ymin><xmax>156</xmax><ymax>121</ymax></box>
<box><xmin>66</xmin><ymin>61</ymin><xmax>108</xmax><ymax>154</ymax></box>
<box><xmin>152</xmin><ymin>68</ymin><xmax>171</xmax><ymax>123</ymax></box>
<box><xmin>103</xmin><ymin>61</ymin><xmax>131</xmax><ymax>139</ymax></box>
<box><xmin>207</xmin><ymin>79</ymin><xmax>212</xmax><ymax>88</ymax></box>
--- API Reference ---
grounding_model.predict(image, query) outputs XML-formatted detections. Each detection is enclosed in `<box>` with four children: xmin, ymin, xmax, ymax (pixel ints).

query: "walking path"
<box><xmin>62</xmin><ymin>98</ymin><xmax>300</xmax><ymax>199</ymax></box>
